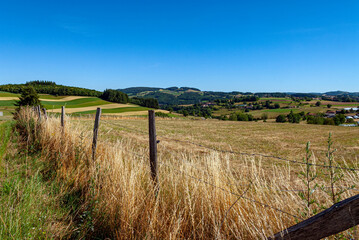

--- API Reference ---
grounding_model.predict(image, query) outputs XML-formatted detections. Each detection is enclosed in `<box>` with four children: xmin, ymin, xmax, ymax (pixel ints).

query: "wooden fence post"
<box><xmin>42</xmin><ymin>108</ymin><xmax>48</xmax><ymax>120</ymax></box>
<box><xmin>268</xmin><ymin>194</ymin><xmax>359</xmax><ymax>240</ymax></box>
<box><xmin>61</xmin><ymin>106</ymin><xmax>65</xmax><ymax>128</ymax></box>
<box><xmin>148</xmin><ymin>110</ymin><xmax>159</xmax><ymax>192</ymax></box>
<box><xmin>92</xmin><ymin>108</ymin><xmax>101</xmax><ymax>161</ymax></box>
<box><xmin>37</xmin><ymin>105</ymin><xmax>41</xmax><ymax>121</ymax></box>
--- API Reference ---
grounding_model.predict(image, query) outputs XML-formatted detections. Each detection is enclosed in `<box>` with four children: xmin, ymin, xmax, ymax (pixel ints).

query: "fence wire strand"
<box><xmin>102</xmin><ymin>119</ymin><xmax>359</xmax><ymax>172</ymax></box>
<box><xmin>158</xmin><ymin>160</ymin><xmax>302</xmax><ymax>220</ymax></box>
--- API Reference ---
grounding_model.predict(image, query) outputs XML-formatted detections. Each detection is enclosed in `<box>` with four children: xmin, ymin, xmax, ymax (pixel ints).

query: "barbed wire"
<box><xmin>99</xmin><ymin>120</ymin><xmax>359</xmax><ymax>192</ymax></box>
<box><xmin>102</xmin><ymin>119</ymin><xmax>148</xmax><ymax>135</ymax></box>
<box><xmin>158</xmin><ymin>160</ymin><xmax>302</xmax><ymax>220</ymax></box>
<box><xmin>130</xmin><ymin>151</ymin><xmax>359</xmax><ymax>193</ymax></box>
<box><xmin>156</xmin><ymin>136</ymin><xmax>359</xmax><ymax>172</ymax></box>
<box><xmin>101</xmin><ymin>119</ymin><xmax>359</xmax><ymax>172</ymax></box>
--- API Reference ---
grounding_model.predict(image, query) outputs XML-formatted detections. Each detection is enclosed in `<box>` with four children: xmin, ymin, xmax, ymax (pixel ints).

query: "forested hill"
<box><xmin>118</xmin><ymin>87</ymin><xmax>244</xmax><ymax>105</ymax></box>
<box><xmin>119</xmin><ymin>87</ymin><xmax>359</xmax><ymax>105</ymax></box>
<box><xmin>0</xmin><ymin>81</ymin><xmax>102</xmax><ymax>97</ymax></box>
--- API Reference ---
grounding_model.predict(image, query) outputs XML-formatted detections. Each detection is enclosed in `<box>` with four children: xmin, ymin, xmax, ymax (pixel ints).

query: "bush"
<box><xmin>333</xmin><ymin>114</ymin><xmax>346</xmax><ymax>125</ymax></box>
<box><xmin>155</xmin><ymin>112</ymin><xmax>172</xmax><ymax>118</ymax></box>
<box><xmin>276</xmin><ymin>114</ymin><xmax>286</xmax><ymax>123</ymax></box>
<box><xmin>307</xmin><ymin>116</ymin><xmax>324</xmax><ymax>125</ymax></box>
<box><xmin>324</xmin><ymin>118</ymin><xmax>335</xmax><ymax>125</ymax></box>
<box><xmin>287</xmin><ymin>111</ymin><xmax>301</xmax><ymax>123</ymax></box>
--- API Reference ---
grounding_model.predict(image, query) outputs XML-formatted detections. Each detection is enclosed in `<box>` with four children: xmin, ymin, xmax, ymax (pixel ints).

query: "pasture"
<box><xmin>1</xmin><ymin>108</ymin><xmax>358</xmax><ymax>239</ymax></box>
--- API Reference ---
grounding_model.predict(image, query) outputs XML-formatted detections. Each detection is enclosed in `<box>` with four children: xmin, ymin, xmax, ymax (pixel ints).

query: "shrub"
<box><xmin>276</xmin><ymin>114</ymin><xmax>286</xmax><ymax>123</ymax></box>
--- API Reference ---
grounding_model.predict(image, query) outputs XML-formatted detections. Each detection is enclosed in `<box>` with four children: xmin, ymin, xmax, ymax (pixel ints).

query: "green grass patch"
<box><xmin>0</xmin><ymin>122</ymin><xmax>71</xmax><ymax>239</ymax></box>
<box><xmin>42</xmin><ymin>97</ymin><xmax>112</xmax><ymax>109</ymax></box>
<box><xmin>74</xmin><ymin>106</ymin><xmax>150</xmax><ymax>114</ymax></box>
<box><xmin>261</xmin><ymin>108</ymin><xmax>300</xmax><ymax>113</ymax></box>
<box><xmin>38</xmin><ymin>94</ymin><xmax>69</xmax><ymax>100</ymax></box>
<box><xmin>332</xmin><ymin>104</ymin><xmax>359</xmax><ymax>107</ymax></box>
<box><xmin>0</xmin><ymin>121</ymin><xmax>12</xmax><ymax>165</ymax></box>
<box><xmin>0</xmin><ymin>91</ymin><xmax>19</xmax><ymax>97</ymax></box>
<box><xmin>0</xmin><ymin>100</ymin><xmax>17</xmax><ymax>107</ymax></box>
<box><xmin>0</xmin><ymin>97</ymin><xmax>112</xmax><ymax>109</ymax></box>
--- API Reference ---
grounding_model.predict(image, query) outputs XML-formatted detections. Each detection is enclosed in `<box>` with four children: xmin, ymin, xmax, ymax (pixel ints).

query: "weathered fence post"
<box><xmin>37</xmin><ymin>105</ymin><xmax>41</xmax><ymax>121</ymax></box>
<box><xmin>92</xmin><ymin>107</ymin><xmax>101</xmax><ymax>161</ymax></box>
<box><xmin>61</xmin><ymin>106</ymin><xmax>65</xmax><ymax>128</ymax></box>
<box><xmin>148</xmin><ymin>110</ymin><xmax>159</xmax><ymax>192</ymax></box>
<box><xmin>268</xmin><ymin>194</ymin><xmax>359</xmax><ymax>240</ymax></box>
<box><xmin>42</xmin><ymin>108</ymin><xmax>48</xmax><ymax>120</ymax></box>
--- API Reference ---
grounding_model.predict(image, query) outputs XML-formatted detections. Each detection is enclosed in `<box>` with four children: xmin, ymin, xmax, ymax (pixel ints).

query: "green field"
<box><xmin>0</xmin><ymin>100</ymin><xmax>17</xmax><ymax>107</ymax></box>
<box><xmin>0</xmin><ymin>97</ymin><xmax>111</xmax><ymax>109</ymax></box>
<box><xmin>0</xmin><ymin>91</ymin><xmax>156</xmax><ymax>117</ymax></box>
<box><xmin>41</xmin><ymin>98</ymin><xmax>111</xmax><ymax>109</ymax></box>
<box><xmin>39</xmin><ymin>94</ymin><xmax>71</xmax><ymax>99</ymax></box>
<box><xmin>0</xmin><ymin>91</ymin><xmax>19</xmax><ymax>97</ymax></box>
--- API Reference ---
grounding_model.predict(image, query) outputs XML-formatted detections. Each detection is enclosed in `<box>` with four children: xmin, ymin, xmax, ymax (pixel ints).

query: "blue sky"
<box><xmin>0</xmin><ymin>0</ymin><xmax>358</xmax><ymax>92</ymax></box>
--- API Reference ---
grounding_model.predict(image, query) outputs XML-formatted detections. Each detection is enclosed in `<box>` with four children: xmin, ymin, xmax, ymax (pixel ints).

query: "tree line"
<box><xmin>275</xmin><ymin>110</ymin><xmax>349</xmax><ymax>126</ymax></box>
<box><xmin>0</xmin><ymin>81</ymin><xmax>102</xmax><ymax>97</ymax></box>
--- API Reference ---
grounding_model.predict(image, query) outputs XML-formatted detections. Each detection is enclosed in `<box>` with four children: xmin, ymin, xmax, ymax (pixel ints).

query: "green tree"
<box><xmin>315</xmin><ymin>101</ymin><xmax>321</xmax><ymax>107</ymax></box>
<box><xmin>287</xmin><ymin>110</ymin><xmax>301</xmax><ymax>123</ymax></box>
<box><xmin>276</xmin><ymin>114</ymin><xmax>286</xmax><ymax>123</ymax></box>
<box><xmin>333</xmin><ymin>114</ymin><xmax>345</xmax><ymax>125</ymax></box>
<box><xmin>15</xmin><ymin>86</ymin><xmax>42</xmax><ymax>110</ymax></box>
<box><xmin>327</xmin><ymin>104</ymin><xmax>332</xmax><ymax>108</ymax></box>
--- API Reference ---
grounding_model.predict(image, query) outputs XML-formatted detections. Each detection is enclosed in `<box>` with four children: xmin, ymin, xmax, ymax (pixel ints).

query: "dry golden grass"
<box><xmin>16</xmin><ymin>109</ymin><xmax>359</xmax><ymax>239</ymax></box>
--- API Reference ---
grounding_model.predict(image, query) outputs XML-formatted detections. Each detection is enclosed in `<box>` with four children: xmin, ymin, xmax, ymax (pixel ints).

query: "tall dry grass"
<box><xmin>15</xmin><ymin>108</ymin><xmax>359</xmax><ymax>239</ymax></box>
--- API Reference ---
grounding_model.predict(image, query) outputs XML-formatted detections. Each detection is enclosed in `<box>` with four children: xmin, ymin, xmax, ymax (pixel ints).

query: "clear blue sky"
<box><xmin>0</xmin><ymin>0</ymin><xmax>358</xmax><ymax>92</ymax></box>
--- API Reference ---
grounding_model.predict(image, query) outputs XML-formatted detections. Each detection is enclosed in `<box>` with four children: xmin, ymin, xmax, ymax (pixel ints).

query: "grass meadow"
<box><xmin>1</xmin><ymin>108</ymin><xmax>357</xmax><ymax>239</ymax></box>
<box><xmin>0</xmin><ymin>92</ymin><xmax>157</xmax><ymax>116</ymax></box>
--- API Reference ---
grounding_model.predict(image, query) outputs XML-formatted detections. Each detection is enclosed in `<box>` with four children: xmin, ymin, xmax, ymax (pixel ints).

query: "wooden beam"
<box><xmin>268</xmin><ymin>194</ymin><xmax>359</xmax><ymax>240</ymax></box>
<box><xmin>148</xmin><ymin>110</ymin><xmax>158</xmax><ymax>192</ymax></box>
<box><xmin>37</xmin><ymin>105</ymin><xmax>41</xmax><ymax>121</ymax></box>
<box><xmin>61</xmin><ymin>106</ymin><xmax>65</xmax><ymax>127</ymax></box>
<box><xmin>92</xmin><ymin>107</ymin><xmax>101</xmax><ymax>161</ymax></box>
<box><xmin>42</xmin><ymin>108</ymin><xmax>47</xmax><ymax>120</ymax></box>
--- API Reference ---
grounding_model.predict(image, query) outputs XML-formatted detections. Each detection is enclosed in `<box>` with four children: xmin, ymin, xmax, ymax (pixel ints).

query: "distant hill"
<box><xmin>118</xmin><ymin>87</ymin><xmax>243</xmax><ymax>105</ymax></box>
<box><xmin>118</xmin><ymin>86</ymin><xmax>359</xmax><ymax>105</ymax></box>
<box><xmin>323</xmin><ymin>91</ymin><xmax>359</xmax><ymax>97</ymax></box>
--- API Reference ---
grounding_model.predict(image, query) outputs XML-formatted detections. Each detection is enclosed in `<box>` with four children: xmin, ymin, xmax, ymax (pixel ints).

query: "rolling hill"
<box><xmin>0</xmin><ymin>92</ymin><xmax>164</xmax><ymax>120</ymax></box>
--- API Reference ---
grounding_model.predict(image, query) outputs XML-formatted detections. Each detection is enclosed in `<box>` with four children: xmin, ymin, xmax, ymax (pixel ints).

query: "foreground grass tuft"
<box><xmin>0</xmin><ymin>121</ymin><xmax>72</xmax><ymax>239</ymax></box>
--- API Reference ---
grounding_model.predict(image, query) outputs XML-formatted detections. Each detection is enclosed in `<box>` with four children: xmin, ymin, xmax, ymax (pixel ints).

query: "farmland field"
<box><xmin>0</xmin><ymin>91</ymin><xmax>167</xmax><ymax>118</ymax></box>
<box><xmin>1</xmin><ymin>107</ymin><xmax>359</xmax><ymax>239</ymax></box>
<box><xmin>214</xmin><ymin>97</ymin><xmax>359</xmax><ymax>119</ymax></box>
